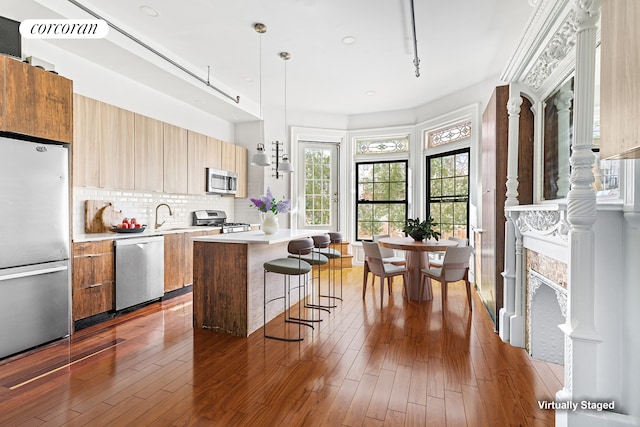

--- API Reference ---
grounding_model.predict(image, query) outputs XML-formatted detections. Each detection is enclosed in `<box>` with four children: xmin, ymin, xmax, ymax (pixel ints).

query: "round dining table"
<box><xmin>377</xmin><ymin>237</ymin><xmax>458</xmax><ymax>302</ymax></box>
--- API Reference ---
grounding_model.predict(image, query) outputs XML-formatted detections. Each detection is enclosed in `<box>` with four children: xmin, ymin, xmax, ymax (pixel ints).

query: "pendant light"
<box><xmin>250</xmin><ymin>23</ymin><xmax>271</xmax><ymax>167</ymax></box>
<box><xmin>277</xmin><ymin>51</ymin><xmax>294</xmax><ymax>174</ymax></box>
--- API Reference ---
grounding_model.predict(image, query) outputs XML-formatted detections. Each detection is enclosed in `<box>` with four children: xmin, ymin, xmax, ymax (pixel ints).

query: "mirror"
<box><xmin>542</xmin><ymin>76</ymin><xmax>574</xmax><ymax>201</ymax></box>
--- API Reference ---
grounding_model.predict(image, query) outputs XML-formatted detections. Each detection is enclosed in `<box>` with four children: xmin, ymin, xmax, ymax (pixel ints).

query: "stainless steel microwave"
<box><xmin>206</xmin><ymin>168</ymin><xmax>237</xmax><ymax>195</ymax></box>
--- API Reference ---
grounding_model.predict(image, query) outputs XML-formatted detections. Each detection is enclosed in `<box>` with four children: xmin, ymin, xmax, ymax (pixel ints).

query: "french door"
<box><xmin>297</xmin><ymin>141</ymin><xmax>340</xmax><ymax>231</ymax></box>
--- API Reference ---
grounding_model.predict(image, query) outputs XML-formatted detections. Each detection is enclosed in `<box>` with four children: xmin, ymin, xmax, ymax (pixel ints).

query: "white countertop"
<box><xmin>73</xmin><ymin>225</ymin><xmax>223</xmax><ymax>242</ymax></box>
<box><xmin>192</xmin><ymin>229</ymin><xmax>329</xmax><ymax>245</ymax></box>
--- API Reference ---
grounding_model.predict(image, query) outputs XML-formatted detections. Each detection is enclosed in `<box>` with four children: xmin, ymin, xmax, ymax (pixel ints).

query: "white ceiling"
<box><xmin>4</xmin><ymin>0</ymin><xmax>536</xmax><ymax>122</ymax></box>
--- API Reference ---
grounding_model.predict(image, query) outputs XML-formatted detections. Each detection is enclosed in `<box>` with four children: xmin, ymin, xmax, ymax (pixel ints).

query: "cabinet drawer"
<box><xmin>72</xmin><ymin>251</ymin><xmax>114</xmax><ymax>290</ymax></box>
<box><xmin>73</xmin><ymin>240</ymin><xmax>113</xmax><ymax>257</ymax></box>
<box><xmin>72</xmin><ymin>282</ymin><xmax>114</xmax><ymax>320</ymax></box>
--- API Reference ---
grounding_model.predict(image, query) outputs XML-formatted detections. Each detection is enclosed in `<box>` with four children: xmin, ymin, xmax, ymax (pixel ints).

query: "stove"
<box><xmin>192</xmin><ymin>210</ymin><xmax>251</xmax><ymax>233</ymax></box>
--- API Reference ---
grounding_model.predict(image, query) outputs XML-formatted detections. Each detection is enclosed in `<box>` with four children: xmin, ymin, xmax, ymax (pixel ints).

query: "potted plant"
<box><xmin>402</xmin><ymin>217</ymin><xmax>441</xmax><ymax>241</ymax></box>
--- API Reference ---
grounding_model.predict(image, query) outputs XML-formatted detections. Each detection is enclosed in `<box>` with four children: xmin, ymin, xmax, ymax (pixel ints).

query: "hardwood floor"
<box><xmin>0</xmin><ymin>267</ymin><xmax>563</xmax><ymax>426</ymax></box>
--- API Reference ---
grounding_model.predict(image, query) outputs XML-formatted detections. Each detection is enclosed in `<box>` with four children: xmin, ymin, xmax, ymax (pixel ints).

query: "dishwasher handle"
<box><xmin>114</xmin><ymin>235</ymin><xmax>164</xmax><ymax>247</ymax></box>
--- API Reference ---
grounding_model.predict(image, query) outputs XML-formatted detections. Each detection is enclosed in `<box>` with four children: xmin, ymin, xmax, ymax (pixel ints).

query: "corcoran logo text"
<box><xmin>19</xmin><ymin>19</ymin><xmax>108</xmax><ymax>39</ymax></box>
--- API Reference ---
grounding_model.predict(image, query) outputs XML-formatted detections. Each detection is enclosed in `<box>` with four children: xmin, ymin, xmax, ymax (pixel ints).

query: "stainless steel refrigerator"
<box><xmin>0</xmin><ymin>135</ymin><xmax>71</xmax><ymax>359</ymax></box>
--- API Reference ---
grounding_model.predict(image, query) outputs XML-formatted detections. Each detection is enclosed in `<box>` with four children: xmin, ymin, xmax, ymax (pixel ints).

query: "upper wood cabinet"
<box><xmin>220</xmin><ymin>140</ymin><xmax>236</xmax><ymax>172</ymax></box>
<box><xmin>600</xmin><ymin>0</ymin><xmax>640</xmax><ymax>159</ymax></box>
<box><xmin>73</xmin><ymin>95</ymin><xmax>245</xmax><ymax>194</ymax></box>
<box><xmin>187</xmin><ymin>132</ymin><xmax>225</xmax><ymax>194</ymax></box>
<box><xmin>187</xmin><ymin>130</ymin><xmax>208</xmax><ymax>194</ymax></box>
<box><xmin>235</xmin><ymin>145</ymin><xmax>248</xmax><ymax>198</ymax></box>
<box><xmin>163</xmin><ymin>123</ymin><xmax>188</xmax><ymax>194</ymax></box>
<box><xmin>73</xmin><ymin>94</ymin><xmax>134</xmax><ymax>189</ymax></box>
<box><xmin>73</xmin><ymin>94</ymin><xmax>101</xmax><ymax>187</ymax></box>
<box><xmin>134</xmin><ymin>113</ymin><xmax>163</xmax><ymax>192</ymax></box>
<box><xmin>99</xmin><ymin>102</ymin><xmax>135</xmax><ymax>190</ymax></box>
<box><xmin>1</xmin><ymin>55</ymin><xmax>73</xmax><ymax>143</ymax></box>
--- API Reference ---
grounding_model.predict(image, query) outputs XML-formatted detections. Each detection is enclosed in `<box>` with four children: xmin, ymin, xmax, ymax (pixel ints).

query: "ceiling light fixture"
<box><xmin>365</xmin><ymin>90</ymin><xmax>376</xmax><ymax>96</ymax></box>
<box><xmin>275</xmin><ymin>52</ymin><xmax>294</xmax><ymax>177</ymax></box>
<box><xmin>341</xmin><ymin>36</ymin><xmax>356</xmax><ymax>45</ymax></box>
<box><xmin>139</xmin><ymin>5</ymin><xmax>159</xmax><ymax>17</ymax></box>
<box><xmin>251</xmin><ymin>23</ymin><xmax>271</xmax><ymax>167</ymax></box>
<box><xmin>409</xmin><ymin>0</ymin><xmax>421</xmax><ymax>77</ymax></box>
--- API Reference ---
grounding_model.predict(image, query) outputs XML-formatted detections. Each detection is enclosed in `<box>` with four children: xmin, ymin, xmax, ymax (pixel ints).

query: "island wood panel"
<box><xmin>164</xmin><ymin>233</ymin><xmax>185</xmax><ymax>293</ymax></box>
<box><xmin>134</xmin><ymin>113</ymin><xmax>163</xmax><ymax>192</ymax></box>
<box><xmin>4</xmin><ymin>56</ymin><xmax>73</xmax><ymax>143</ymax></box>
<box><xmin>72</xmin><ymin>240</ymin><xmax>115</xmax><ymax>321</ymax></box>
<box><xmin>72</xmin><ymin>94</ymin><xmax>101</xmax><ymax>187</ymax></box>
<box><xmin>193</xmin><ymin>241</ymin><xmax>248</xmax><ymax>335</ymax></box>
<box><xmin>99</xmin><ymin>102</ymin><xmax>135</xmax><ymax>190</ymax></box>
<box><xmin>0</xmin><ymin>56</ymin><xmax>5</xmax><ymax>130</ymax></box>
<box><xmin>193</xmin><ymin>238</ymin><xmax>306</xmax><ymax>336</ymax></box>
<box><xmin>163</xmin><ymin>122</ymin><xmax>188</xmax><ymax>194</ymax></box>
<box><xmin>235</xmin><ymin>145</ymin><xmax>248</xmax><ymax>198</ymax></box>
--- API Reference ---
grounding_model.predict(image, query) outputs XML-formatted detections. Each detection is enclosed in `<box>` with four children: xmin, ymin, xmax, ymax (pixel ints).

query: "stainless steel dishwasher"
<box><xmin>114</xmin><ymin>236</ymin><xmax>164</xmax><ymax>310</ymax></box>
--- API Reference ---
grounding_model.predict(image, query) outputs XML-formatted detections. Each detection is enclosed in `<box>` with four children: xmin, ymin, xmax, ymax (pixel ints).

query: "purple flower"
<box><xmin>250</xmin><ymin>187</ymin><xmax>290</xmax><ymax>214</ymax></box>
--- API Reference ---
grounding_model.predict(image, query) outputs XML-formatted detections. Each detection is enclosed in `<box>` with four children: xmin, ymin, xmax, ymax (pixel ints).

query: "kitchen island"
<box><xmin>192</xmin><ymin>229</ymin><xmax>327</xmax><ymax>336</ymax></box>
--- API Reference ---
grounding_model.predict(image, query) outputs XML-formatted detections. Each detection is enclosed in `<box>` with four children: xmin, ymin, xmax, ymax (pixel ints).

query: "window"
<box><xmin>425</xmin><ymin>122</ymin><xmax>472</xmax><ymax>149</ymax></box>
<box><xmin>427</xmin><ymin>149</ymin><xmax>469</xmax><ymax>239</ymax></box>
<box><xmin>356</xmin><ymin>160</ymin><xmax>408</xmax><ymax>241</ymax></box>
<box><xmin>355</xmin><ymin>135</ymin><xmax>409</xmax><ymax>155</ymax></box>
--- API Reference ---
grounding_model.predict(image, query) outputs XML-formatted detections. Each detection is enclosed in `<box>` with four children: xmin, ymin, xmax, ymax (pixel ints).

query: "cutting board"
<box><xmin>84</xmin><ymin>200</ymin><xmax>124</xmax><ymax>233</ymax></box>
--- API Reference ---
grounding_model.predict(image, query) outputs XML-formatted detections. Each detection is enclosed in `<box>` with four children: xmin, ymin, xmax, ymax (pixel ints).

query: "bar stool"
<box><xmin>315</xmin><ymin>233</ymin><xmax>343</xmax><ymax>303</ymax></box>
<box><xmin>263</xmin><ymin>237</ymin><xmax>314</xmax><ymax>341</ymax></box>
<box><xmin>328</xmin><ymin>232</ymin><xmax>344</xmax><ymax>301</ymax></box>
<box><xmin>291</xmin><ymin>236</ymin><xmax>331</xmax><ymax>313</ymax></box>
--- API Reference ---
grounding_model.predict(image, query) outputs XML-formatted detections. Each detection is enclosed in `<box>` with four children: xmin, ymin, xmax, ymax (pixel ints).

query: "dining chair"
<box><xmin>363</xmin><ymin>234</ymin><xmax>407</xmax><ymax>291</ymax></box>
<box><xmin>429</xmin><ymin>236</ymin><xmax>468</xmax><ymax>268</ymax></box>
<box><xmin>420</xmin><ymin>245</ymin><xmax>474</xmax><ymax>309</ymax></box>
<box><xmin>362</xmin><ymin>241</ymin><xmax>409</xmax><ymax>308</ymax></box>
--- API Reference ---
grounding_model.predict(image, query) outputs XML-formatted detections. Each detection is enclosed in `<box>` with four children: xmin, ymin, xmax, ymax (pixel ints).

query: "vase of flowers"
<box><xmin>250</xmin><ymin>187</ymin><xmax>290</xmax><ymax>235</ymax></box>
<box><xmin>402</xmin><ymin>217</ymin><xmax>441</xmax><ymax>241</ymax></box>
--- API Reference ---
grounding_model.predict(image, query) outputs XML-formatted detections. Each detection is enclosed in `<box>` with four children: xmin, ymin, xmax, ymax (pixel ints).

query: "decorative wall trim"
<box><xmin>515</xmin><ymin>208</ymin><xmax>570</xmax><ymax>241</ymax></box>
<box><xmin>523</xmin><ymin>10</ymin><xmax>577</xmax><ymax>90</ymax></box>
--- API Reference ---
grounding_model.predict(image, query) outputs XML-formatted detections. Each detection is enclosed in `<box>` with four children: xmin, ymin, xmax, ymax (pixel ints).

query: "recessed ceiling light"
<box><xmin>140</xmin><ymin>5</ymin><xmax>159</xmax><ymax>17</ymax></box>
<box><xmin>342</xmin><ymin>36</ymin><xmax>356</xmax><ymax>45</ymax></box>
<box><xmin>243</xmin><ymin>76</ymin><xmax>254</xmax><ymax>82</ymax></box>
<box><xmin>365</xmin><ymin>90</ymin><xmax>376</xmax><ymax>96</ymax></box>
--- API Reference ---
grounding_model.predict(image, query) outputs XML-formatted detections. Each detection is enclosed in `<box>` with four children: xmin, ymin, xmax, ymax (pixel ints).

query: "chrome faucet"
<box><xmin>154</xmin><ymin>203</ymin><xmax>173</xmax><ymax>229</ymax></box>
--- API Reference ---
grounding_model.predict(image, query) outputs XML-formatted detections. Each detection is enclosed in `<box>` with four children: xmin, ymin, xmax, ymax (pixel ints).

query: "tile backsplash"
<box><xmin>73</xmin><ymin>186</ymin><xmax>234</xmax><ymax>236</ymax></box>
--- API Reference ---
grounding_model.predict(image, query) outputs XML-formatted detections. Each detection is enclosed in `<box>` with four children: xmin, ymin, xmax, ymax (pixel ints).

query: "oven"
<box><xmin>192</xmin><ymin>210</ymin><xmax>250</xmax><ymax>233</ymax></box>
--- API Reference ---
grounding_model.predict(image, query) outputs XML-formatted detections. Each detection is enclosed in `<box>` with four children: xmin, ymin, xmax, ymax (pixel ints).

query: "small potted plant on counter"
<box><xmin>402</xmin><ymin>216</ymin><xmax>441</xmax><ymax>241</ymax></box>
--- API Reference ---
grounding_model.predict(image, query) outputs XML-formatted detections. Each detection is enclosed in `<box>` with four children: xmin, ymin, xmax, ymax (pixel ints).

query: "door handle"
<box><xmin>0</xmin><ymin>265</ymin><xmax>68</xmax><ymax>281</ymax></box>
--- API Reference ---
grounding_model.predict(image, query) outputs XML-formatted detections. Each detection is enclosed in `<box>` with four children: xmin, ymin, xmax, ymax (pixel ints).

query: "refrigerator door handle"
<box><xmin>0</xmin><ymin>265</ymin><xmax>68</xmax><ymax>282</ymax></box>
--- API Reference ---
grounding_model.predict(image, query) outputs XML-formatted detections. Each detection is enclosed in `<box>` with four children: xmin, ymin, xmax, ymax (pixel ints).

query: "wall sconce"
<box><xmin>272</xmin><ymin>141</ymin><xmax>293</xmax><ymax>179</ymax></box>
<box><xmin>251</xmin><ymin>142</ymin><xmax>271</xmax><ymax>166</ymax></box>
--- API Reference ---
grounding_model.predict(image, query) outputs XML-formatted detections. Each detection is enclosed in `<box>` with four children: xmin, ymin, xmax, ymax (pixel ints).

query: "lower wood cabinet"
<box><xmin>164</xmin><ymin>233</ymin><xmax>186</xmax><ymax>293</ymax></box>
<box><xmin>72</xmin><ymin>240</ymin><xmax>115</xmax><ymax>321</ymax></box>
